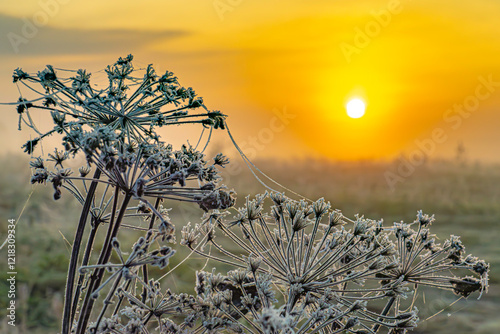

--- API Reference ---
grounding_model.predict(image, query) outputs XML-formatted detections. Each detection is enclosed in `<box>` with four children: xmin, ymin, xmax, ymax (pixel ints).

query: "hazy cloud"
<box><xmin>0</xmin><ymin>13</ymin><xmax>189</xmax><ymax>56</ymax></box>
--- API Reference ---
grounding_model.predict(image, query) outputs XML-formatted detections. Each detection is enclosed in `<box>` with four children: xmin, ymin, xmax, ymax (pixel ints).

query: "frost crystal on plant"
<box><xmin>12</xmin><ymin>55</ymin><xmax>489</xmax><ymax>334</ymax></box>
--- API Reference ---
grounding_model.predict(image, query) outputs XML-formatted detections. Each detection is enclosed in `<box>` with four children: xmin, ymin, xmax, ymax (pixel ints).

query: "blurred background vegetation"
<box><xmin>1</xmin><ymin>152</ymin><xmax>498</xmax><ymax>333</ymax></box>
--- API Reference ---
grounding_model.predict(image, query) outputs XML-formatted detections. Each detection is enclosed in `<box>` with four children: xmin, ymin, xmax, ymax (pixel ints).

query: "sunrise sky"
<box><xmin>1</xmin><ymin>0</ymin><xmax>500</xmax><ymax>162</ymax></box>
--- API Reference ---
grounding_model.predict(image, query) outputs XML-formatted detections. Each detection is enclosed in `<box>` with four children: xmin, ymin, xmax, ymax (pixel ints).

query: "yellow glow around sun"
<box><xmin>346</xmin><ymin>98</ymin><xmax>366</xmax><ymax>118</ymax></box>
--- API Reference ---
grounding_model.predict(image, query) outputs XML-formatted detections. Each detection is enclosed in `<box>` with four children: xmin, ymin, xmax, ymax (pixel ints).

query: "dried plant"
<box><xmin>12</xmin><ymin>55</ymin><xmax>489</xmax><ymax>334</ymax></box>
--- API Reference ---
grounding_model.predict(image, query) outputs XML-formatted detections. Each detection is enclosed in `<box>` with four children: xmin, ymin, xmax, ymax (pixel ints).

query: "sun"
<box><xmin>346</xmin><ymin>98</ymin><xmax>366</xmax><ymax>118</ymax></box>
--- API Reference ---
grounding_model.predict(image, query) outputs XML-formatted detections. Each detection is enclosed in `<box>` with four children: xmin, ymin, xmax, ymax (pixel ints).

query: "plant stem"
<box><xmin>62</xmin><ymin>169</ymin><xmax>101</xmax><ymax>334</ymax></box>
<box><xmin>112</xmin><ymin>280</ymin><xmax>131</xmax><ymax>316</ymax></box>
<box><xmin>93</xmin><ymin>273</ymin><xmax>123</xmax><ymax>330</ymax></box>
<box><xmin>372</xmin><ymin>296</ymin><xmax>396</xmax><ymax>333</ymax></box>
<box><xmin>141</xmin><ymin>198</ymin><xmax>162</xmax><ymax>303</ymax></box>
<box><xmin>142</xmin><ymin>312</ymin><xmax>154</xmax><ymax>327</ymax></box>
<box><xmin>70</xmin><ymin>217</ymin><xmax>100</xmax><ymax>326</ymax></box>
<box><xmin>76</xmin><ymin>190</ymin><xmax>132</xmax><ymax>333</ymax></box>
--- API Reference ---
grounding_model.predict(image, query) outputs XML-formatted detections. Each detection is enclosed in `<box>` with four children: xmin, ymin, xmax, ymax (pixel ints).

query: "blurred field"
<box><xmin>0</xmin><ymin>153</ymin><xmax>498</xmax><ymax>333</ymax></box>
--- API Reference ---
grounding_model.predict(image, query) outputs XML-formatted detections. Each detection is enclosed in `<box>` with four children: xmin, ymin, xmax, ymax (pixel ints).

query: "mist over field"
<box><xmin>1</xmin><ymin>1</ymin><xmax>500</xmax><ymax>333</ymax></box>
<box><xmin>1</xmin><ymin>152</ymin><xmax>498</xmax><ymax>333</ymax></box>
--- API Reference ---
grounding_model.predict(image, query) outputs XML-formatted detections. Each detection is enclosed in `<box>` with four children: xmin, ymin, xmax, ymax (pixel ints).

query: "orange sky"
<box><xmin>1</xmin><ymin>0</ymin><xmax>500</xmax><ymax>162</ymax></box>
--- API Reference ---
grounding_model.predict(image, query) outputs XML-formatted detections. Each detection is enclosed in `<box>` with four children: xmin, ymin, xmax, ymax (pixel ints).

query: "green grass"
<box><xmin>1</xmin><ymin>153</ymin><xmax>498</xmax><ymax>333</ymax></box>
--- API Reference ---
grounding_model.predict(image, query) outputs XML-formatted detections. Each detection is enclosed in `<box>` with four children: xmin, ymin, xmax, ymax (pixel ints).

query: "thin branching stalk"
<box><xmin>372</xmin><ymin>296</ymin><xmax>396</xmax><ymax>333</ymax></box>
<box><xmin>62</xmin><ymin>168</ymin><xmax>101</xmax><ymax>334</ymax></box>
<box><xmin>141</xmin><ymin>197</ymin><xmax>162</xmax><ymax>303</ymax></box>
<box><xmin>70</xmin><ymin>216</ymin><xmax>100</xmax><ymax>325</ymax></box>
<box><xmin>76</xmin><ymin>190</ymin><xmax>131</xmax><ymax>333</ymax></box>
